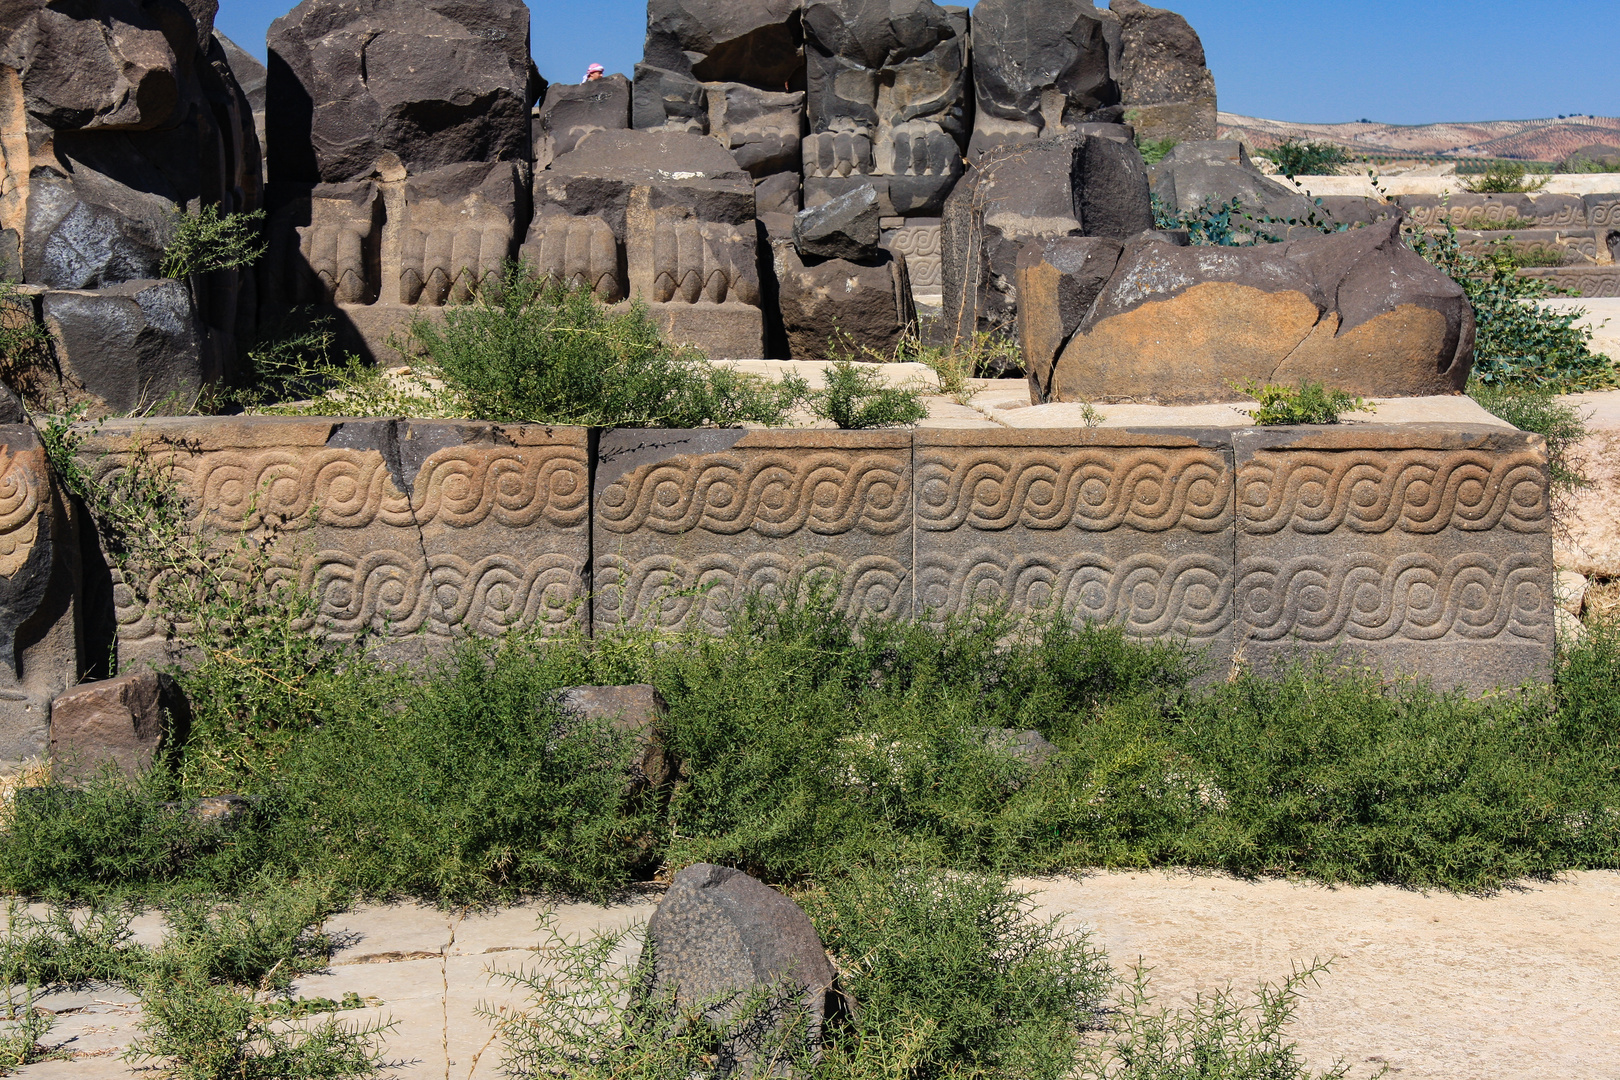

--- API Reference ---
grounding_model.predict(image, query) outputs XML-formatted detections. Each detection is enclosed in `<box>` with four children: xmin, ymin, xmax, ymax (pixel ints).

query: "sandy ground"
<box><xmin>11</xmin><ymin>870</ymin><xmax>1619</xmax><ymax>1079</ymax></box>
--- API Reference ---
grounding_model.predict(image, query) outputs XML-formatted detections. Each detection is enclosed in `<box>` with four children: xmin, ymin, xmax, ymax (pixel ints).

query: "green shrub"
<box><xmin>1137</xmin><ymin>137</ymin><xmax>1179</xmax><ymax>168</ymax></box>
<box><xmin>810</xmin><ymin>358</ymin><xmax>928</xmax><ymax>429</ymax></box>
<box><xmin>160</xmin><ymin>207</ymin><xmax>267</xmax><ymax>280</ymax></box>
<box><xmin>1411</xmin><ymin>220</ymin><xmax>1615</xmax><ymax>390</ymax></box>
<box><xmin>1263</xmin><ymin>139</ymin><xmax>1351</xmax><ymax>178</ymax></box>
<box><xmin>1462</xmin><ymin>162</ymin><xmax>1549</xmax><ymax>194</ymax></box>
<box><xmin>1468</xmin><ymin>383</ymin><xmax>1590</xmax><ymax>498</ymax></box>
<box><xmin>0</xmin><ymin>280</ymin><xmax>54</xmax><ymax>406</ymax></box>
<box><xmin>1235</xmin><ymin>380</ymin><xmax>1375</xmax><ymax>425</ymax></box>
<box><xmin>411</xmin><ymin>267</ymin><xmax>805</xmax><ymax>427</ymax></box>
<box><xmin>802</xmin><ymin>866</ymin><xmax>1113</xmax><ymax>1080</ymax></box>
<box><xmin>1558</xmin><ymin>151</ymin><xmax>1620</xmax><ymax>174</ymax></box>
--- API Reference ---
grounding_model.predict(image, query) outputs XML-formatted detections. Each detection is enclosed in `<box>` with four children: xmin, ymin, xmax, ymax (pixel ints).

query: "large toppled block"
<box><xmin>266</xmin><ymin>0</ymin><xmax>542</xmax><ymax>184</ymax></box>
<box><xmin>0</xmin><ymin>425</ymin><xmax>83</xmax><ymax>773</ymax></box>
<box><xmin>1037</xmin><ymin>220</ymin><xmax>1476</xmax><ymax>405</ymax></box>
<box><xmin>773</xmin><ymin>242</ymin><xmax>916</xmax><ymax>358</ymax></box>
<box><xmin>968</xmin><ymin>0</ymin><xmax>1122</xmax><ymax>159</ymax></box>
<box><xmin>942</xmin><ymin>132</ymin><xmax>1152</xmax><ymax>338</ymax></box>
<box><xmin>1111</xmin><ymin>0</ymin><xmax>1217</xmax><ymax>144</ymax></box>
<box><xmin>75</xmin><ymin>416</ymin><xmax>592</xmax><ymax>671</ymax></box>
<box><xmin>525</xmin><ymin>130</ymin><xmax>765</xmax><ymax>358</ymax></box>
<box><xmin>802</xmin><ymin>0</ymin><xmax>971</xmax><ymax>219</ymax></box>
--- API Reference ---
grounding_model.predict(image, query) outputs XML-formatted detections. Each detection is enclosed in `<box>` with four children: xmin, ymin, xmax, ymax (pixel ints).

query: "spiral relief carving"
<box><xmin>0</xmin><ymin>448</ymin><xmax>42</xmax><ymax>580</ymax></box>
<box><xmin>918</xmin><ymin>550</ymin><xmax>1235</xmax><ymax>638</ymax></box>
<box><xmin>98</xmin><ymin>445</ymin><xmax>590</xmax><ymax>531</ymax></box>
<box><xmin>595</xmin><ymin>552</ymin><xmax>908</xmax><ymax>630</ymax></box>
<box><xmin>1587</xmin><ymin>201</ymin><xmax>1620</xmax><ymax>227</ymax></box>
<box><xmin>887</xmin><ymin>224</ymin><xmax>943</xmax><ymax>288</ymax></box>
<box><xmin>115</xmin><ymin>551</ymin><xmax>585</xmax><ymax>643</ymax></box>
<box><xmin>1235</xmin><ymin>552</ymin><xmax>1550</xmax><ymax>643</ymax></box>
<box><xmin>915</xmin><ymin>449</ymin><xmax>1233</xmax><ymax>533</ymax></box>
<box><xmin>1238</xmin><ymin>451</ymin><xmax>1548</xmax><ymax>535</ymax></box>
<box><xmin>597</xmin><ymin>453</ymin><xmax>910</xmax><ymax>537</ymax></box>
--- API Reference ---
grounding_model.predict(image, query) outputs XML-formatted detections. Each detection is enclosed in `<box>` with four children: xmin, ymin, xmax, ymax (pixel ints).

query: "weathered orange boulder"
<box><xmin>1037</xmin><ymin>220</ymin><xmax>1476</xmax><ymax>405</ymax></box>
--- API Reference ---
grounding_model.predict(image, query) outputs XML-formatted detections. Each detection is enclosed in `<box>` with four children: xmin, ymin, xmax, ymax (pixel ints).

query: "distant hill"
<box><xmin>1216</xmin><ymin>113</ymin><xmax>1620</xmax><ymax>163</ymax></box>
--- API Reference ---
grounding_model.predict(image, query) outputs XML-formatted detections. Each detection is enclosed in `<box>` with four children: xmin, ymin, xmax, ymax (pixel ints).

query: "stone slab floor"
<box><xmin>10</xmin><ymin>870</ymin><xmax>1618</xmax><ymax>1079</ymax></box>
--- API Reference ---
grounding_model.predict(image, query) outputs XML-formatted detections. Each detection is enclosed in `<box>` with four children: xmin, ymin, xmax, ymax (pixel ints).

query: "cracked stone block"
<box><xmin>913</xmin><ymin>426</ymin><xmax>1238</xmax><ymax>672</ymax></box>
<box><xmin>1230</xmin><ymin>424</ymin><xmax>1555</xmax><ymax>692</ymax></box>
<box><xmin>594</xmin><ymin>428</ymin><xmax>912</xmax><ymax>633</ymax></box>
<box><xmin>76</xmin><ymin>417</ymin><xmax>589</xmax><ymax>670</ymax></box>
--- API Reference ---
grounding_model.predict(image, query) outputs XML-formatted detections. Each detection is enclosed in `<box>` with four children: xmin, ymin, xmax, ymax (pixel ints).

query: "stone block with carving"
<box><xmin>1455</xmin><ymin>228</ymin><xmax>1607</xmax><ymax>267</ymax></box>
<box><xmin>77</xmin><ymin>417</ymin><xmax>590</xmax><ymax>671</ymax></box>
<box><xmin>1230</xmin><ymin>424</ymin><xmax>1554</xmax><ymax>691</ymax></box>
<box><xmin>527</xmin><ymin>130</ymin><xmax>765</xmax><ymax>358</ymax></box>
<box><xmin>802</xmin><ymin>0</ymin><xmax>971</xmax><ymax>219</ymax></box>
<box><xmin>0</xmin><ymin>425</ymin><xmax>83</xmax><ymax>772</ymax></box>
<box><xmin>594</xmin><ymin>428</ymin><xmax>912</xmax><ymax>632</ymax></box>
<box><xmin>1395</xmin><ymin>194</ymin><xmax>1589</xmax><ymax>232</ymax></box>
<box><xmin>914</xmin><ymin>426</ymin><xmax>1239</xmax><ymax>667</ymax></box>
<box><xmin>1044</xmin><ymin>220</ymin><xmax>1476</xmax><ymax>405</ymax></box>
<box><xmin>1517</xmin><ymin>266</ymin><xmax>1620</xmax><ymax>298</ymax></box>
<box><xmin>968</xmin><ymin>0</ymin><xmax>1122</xmax><ymax>160</ymax></box>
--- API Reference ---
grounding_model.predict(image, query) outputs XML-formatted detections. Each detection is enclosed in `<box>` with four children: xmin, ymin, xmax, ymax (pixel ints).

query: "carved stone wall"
<box><xmin>53</xmin><ymin>415</ymin><xmax>1553</xmax><ymax>695</ymax></box>
<box><xmin>593</xmin><ymin>429</ymin><xmax>912</xmax><ymax>632</ymax></box>
<box><xmin>1519</xmin><ymin>266</ymin><xmax>1620</xmax><ymax>298</ymax></box>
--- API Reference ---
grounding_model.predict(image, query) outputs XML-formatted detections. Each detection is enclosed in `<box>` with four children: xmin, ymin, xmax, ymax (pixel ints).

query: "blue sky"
<box><xmin>216</xmin><ymin>0</ymin><xmax>1619</xmax><ymax>125</ymax></box>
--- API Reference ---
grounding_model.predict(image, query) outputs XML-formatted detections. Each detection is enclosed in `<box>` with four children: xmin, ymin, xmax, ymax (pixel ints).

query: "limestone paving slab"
<box><xmin>1230</xmin><ymin>424</ymin><xmax>1556</xmax><ymax>689</ymax></box>
<box><xmin>593</xmin><ymin>428</ymin><xmax>914</xmax><ymax>631</ymax></box>
<box><xmin>913</xmin><ymin>427</ymin><xmax>1239</xmax><ymax>667</ymax></box>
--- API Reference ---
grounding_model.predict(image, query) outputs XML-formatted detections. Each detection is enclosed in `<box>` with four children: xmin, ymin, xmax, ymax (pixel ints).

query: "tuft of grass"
<box><xmin>1137</xmin><ymin>137</ymin><xmax>1179</xmax><ymax>168</ymax></box>
<box><xmin>160</xmin><ymin>207</ymin><xmax>267</xmax><ymax>280</ymax></box>
<box><xmin>809</xmin><ymin>358</ymin><xmax>928</xmax><ymax>429</ymax></box>
<box><xmin>0</xmin><ymin>280</ymin><xmax>54</xmax><ymax>408</ymax></box>
<box><xmin>1468</xmin><ymin>382</ymin><xmax>1589</xmax><ymax>499</ymax></box>
<box><xmin>1234</xmin><ymin>380</ymin><xmax>1375</xmax><ymax>426</ymax></box>
<box><xmin>410</xmin><ymin>266</ymin><xmax>806</xmax><ymax>428</ymax></box>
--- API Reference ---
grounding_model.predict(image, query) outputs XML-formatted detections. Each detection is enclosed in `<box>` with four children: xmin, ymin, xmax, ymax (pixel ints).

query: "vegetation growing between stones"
<box><xmin>159</xmin><ymin>207</ymin><xmax>268</xmax><ymax>281</ymax></box>
<box><xmin>410</xmin><ymin>268</ymin><xmax>809</xmax><ymax>428</ymax></box>
<box><xmin>1461</xmin><ymin>162</ymin><xmax>1550</xmax><ymax>194</ymax></box>
<box><xmin>1410</xmin><ymin>220</ymin><xmax>1616</xmax><ymax>391</ymax></box>
<box><xmin>809</xmin><ymin>359</ymin><xmax>928</xmax><ymax>429</ymax></box>
<box><xmin>1234</xmin><ymin>381</ymin><xmax>1375</xmax><ymax>425</ymax></box>
<box><xmin>1261</xmin><ymin>139</ymin><xmax>1351</xmax><ymax>178</ymax></box>
<box><xmin>1136</xmin><ymin>137</ymin><xmax>1179</xmax><ymax>168</ymax></box>
<box><xmin>1469</xmin><ymin>384</ymin><xmax>1590</xmax><ymax>499</ymax></box>
<box><xmin>0</xmin><ymin>281</ymin><xmax>52</xmax><ymax>404</ymax></box>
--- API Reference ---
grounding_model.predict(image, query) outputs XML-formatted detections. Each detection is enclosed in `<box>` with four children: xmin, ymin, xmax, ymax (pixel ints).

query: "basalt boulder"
<box><xmin>1112</xmin><ymin>0</ymin><xmax>1217</xmax><ymax>144</ymax></box>
<box><xmin>642</xmin><ymin>0</ymin><xmax>805</xmax><ymax>90</ymax></box>
<box><xmin>267</xmin><ymin>0</ymin><xmax>544</xmax><ymax>183</ymax></box>
<box><xmin>968</xmin><ymin>0</ymin><xmax>1121</xmax><ymax>159</ymax></box>
<box><xmin>534</xmin><ymin>76</ymin><xmax>632</xmax><ymax>169</ymax></box>
<box><xmin>774</xmin><ymin>242</ymin><xmax>915</xmax><ymax>358</ymax></box>
<box><xmin>1149</xmin><ymin>140</ymin><xmax>1316</xmax><ymax>234</ymax></box>
<box><xmin>1042</xmin><ymin>219</ymin><xmax>1476</xmax><ymax>405</ymax></box>
<box><xmin>640</xmin><ymin>863</ymin><xmax>844</xmax><ymax>1072</ymax></box>
<box><xmin>794</xmin><ymin>184</ymin><xmax>881</xmax><ymax>262</ymax></box>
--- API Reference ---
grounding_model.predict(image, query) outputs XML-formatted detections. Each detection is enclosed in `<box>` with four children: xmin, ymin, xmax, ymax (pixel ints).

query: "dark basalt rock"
<box><xmin>969</xmin><ymin>0</ymin><xmax>1120</xmax><ymax>158</ymax></box>
<box><xmin>267</xmin><ymin>0</ymin><xmax>544</xmax><ymax>184</ymax></box>
<box><xmin>1112</xmin><ymin>0</ymin><xmax>1217</xmax><ymax>144</ymax></box>
<box><xmin>793</xmin><ymin>184</ymin><xmax>881</xmax><ymax>262</ymax></box>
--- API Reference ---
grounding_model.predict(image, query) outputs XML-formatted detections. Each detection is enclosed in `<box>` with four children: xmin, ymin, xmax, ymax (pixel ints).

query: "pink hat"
<box><xmin>585</xmin><ymin>64</ymin><xmax>605</xmax><ymax>78</ymax></box>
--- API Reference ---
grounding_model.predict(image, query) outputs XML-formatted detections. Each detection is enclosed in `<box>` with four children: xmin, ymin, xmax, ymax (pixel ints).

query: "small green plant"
<box><xmin>0</xmin><ymin>1005</ymin><xmax>56</xmax><ymax>1075</ymax></box>
<box><xmin>1411</xmin><ymin>220</ymin><xmax>1616</xmax><ymax>391</ymax></box>
<box><xmin>1234</xmin><ymin>380</ymin><xmax>1375</xmax><ymax>425</ymax></box>
<box><xmin>1264</xmin><ymin>139</ymin><xmax>1351</xmax><ymax>178</ymax></box>
<box><xmin>1468</xmin><ymin>383</ymin><xmax>1590</xmax><ymax>500</ymax></box>
<box><xmin>412</xmin><ymin>267</ymin><xmax>806</xmax><ymax>428</ymax></box>
<box><xmin>1463</xmin><ymin>161</ymin><xmax>1550</xmax><ymax>194</ymax></box>
<box><xmin>160</xmin><ymin>207</ymin><xmax>268</xmax><ymax>280</ymax></box>
<box><xmin>810</xmin><ymin>357</ymin><xmax>928</xmax><ymax>429</ymax></box>
<box><xmin>1076</xmin><ymin>962</ymin><xmax>1356</xmax><ymax>1079</ymax></box>
<box><xmin>1558</xmin><ymin>151</ymin><xmax>1620</xmax><ymax>174</ymax></box>
<box><xmin>883</xmin><ymin>325</ymin><xmax>1023</xmax><ymax>405</ymax></box>
<box><xmin>1137</xmin><ymin>137</ymin><xmax>1179</xmax><ymax>168</ymax></box>
<box><xmin>0</xmin><ymin>280</ymin><xmax>54</xmax><ymax>406</ymax></box>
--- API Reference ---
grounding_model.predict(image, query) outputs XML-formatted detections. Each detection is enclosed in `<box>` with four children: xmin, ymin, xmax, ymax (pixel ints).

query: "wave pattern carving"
<box><xmin>918</xmin><ymin>550</ymin><xmax>1234</xmax><ymax>638</ymax></box>
<box><xmin>916</xmin><ymin>449</ymin><xmax>1232</xmax><ymax>533</ymax></box>
<box><xmin>1236</xmin><ymin>553</ymin><xmax>1549</xmax><ymax>642</ymax></box>
<box><xmin>1239</xmin><ymin>450</ymin><xmax>1548</xmax><ymax>534</ymax></box>
<box><xmin>596</xmin><ymin>553</ymin><xmax>908</xmax><ymax>630</ymax></box>
<box><xmin>598</xmin><ymin>453</ymin><xmax>910</xmax><ymax>536</ymax></box>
